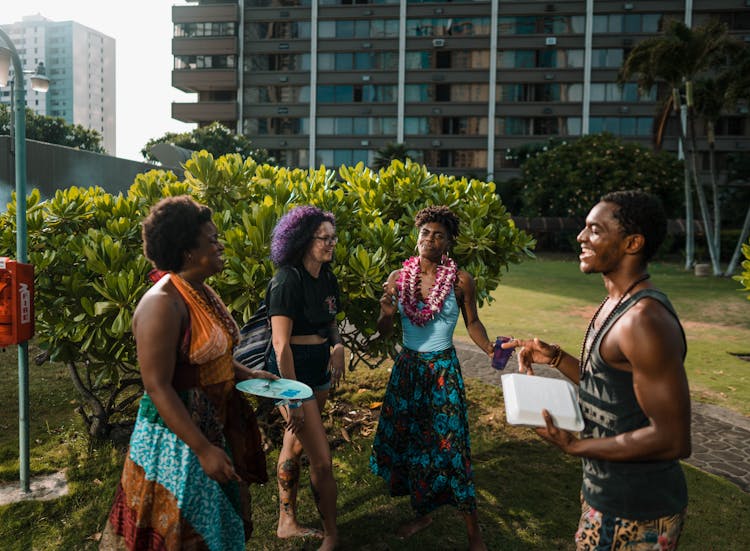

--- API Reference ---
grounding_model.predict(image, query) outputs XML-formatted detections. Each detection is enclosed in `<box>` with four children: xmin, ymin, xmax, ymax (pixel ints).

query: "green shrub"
<box><xmin>518</xmin><ymin>133</ymin><xmax>684</xmax><ymax>218</ymax></box>
<box><xmin>0</xmin><ymin>171</ymin><xmax>187</xmax><ymax>439</ymax></box>
<box><xmin>734</xmin><ymin>239</ymin><xmax>750</xmax><ymax>300</ymax></box>
<box><xmin>0</xmin><ymin>153</ymin><xmax>534</xmax><ymax>440</ymax></box>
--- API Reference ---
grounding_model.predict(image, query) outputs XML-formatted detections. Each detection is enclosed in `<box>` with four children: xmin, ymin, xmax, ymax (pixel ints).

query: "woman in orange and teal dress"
<box><xmin>100</xmin><ymin>196</ymin><xmax>276</xmax><ymax>550</ymax></box>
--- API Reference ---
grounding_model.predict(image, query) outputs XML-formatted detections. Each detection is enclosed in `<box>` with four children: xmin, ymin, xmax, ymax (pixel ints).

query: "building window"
<box><xmin>174</xmin><ymin>22</ymin><xmax>237</xmax><ymax>37</ymax></box>
<box><xmin>249</xmin><ymin>53</ymin><xmax>310</xmax><ymax>72</ymax></box>
<box><xmin>592</xmin><ymin>48</ymin><xmax>624</xmax><ymax>68</ymax></box>
<box><xmin>175</xmin><ymin>55</ymin><xmax>236</xmax><ymax>69</ymax></box>
<box><xmin>407</xmin><ymin>17</ymin><xmax>491</xmax><ymax>37</ymax></box>
<box><xmin>589</xmin><ymin>117</ymin><xmax>653</xmax><ymax>136</ymax></box>
<box><xmin>245</xmin><ymin>86</ymin><xmax>310</xmax><ymax>103</ymax></box>
<box><xmin>247</xmin><ymin>21</ymin><xmax>310</xmax><ymax>40</ymax></box>
<box><xmin>713</xmin><ymin>117</ymin><xmax>746</xmax><ymax>136</ymax></box>
<box><xmin>498</xmin><ymin>15</ymin><xmax>585</xmax><ymax>35</ymax></box>
<box><xmin>592</xmin><ymin>14</ymin><xmax>663</xmax><ymax>33</ymax></box>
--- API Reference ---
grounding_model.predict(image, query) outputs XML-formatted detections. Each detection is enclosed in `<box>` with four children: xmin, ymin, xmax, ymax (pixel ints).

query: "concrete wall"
<box><xmin>0</xmin><ymin>137</ymin><xmax>182</xmax><ymax>210</ymax></box>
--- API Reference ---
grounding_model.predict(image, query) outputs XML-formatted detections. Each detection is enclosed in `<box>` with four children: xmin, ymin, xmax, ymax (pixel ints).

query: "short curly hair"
<box><xmin>270</xmin><ymin>205</ymin><xmax>336</xmax><ymax>267</ymax></box>
<box><xmin>601</xmin><ymin>190</ymin><xmax>667</xmax><ymax>262</ymax></box>
<box><xmin>142</xmin><ymin>196</ymin><xmax>213</xmax><ymax>272</ymax></box>
<box><xmin>414</xmin><ymin>205</ymin><xmax>460</xmax><ymax>241</ymax></box>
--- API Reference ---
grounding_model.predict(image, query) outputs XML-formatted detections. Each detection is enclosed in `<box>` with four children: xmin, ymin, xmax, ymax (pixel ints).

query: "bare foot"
<box><xmin>277</xmin><ymin>521</ymin><xmax>324</xmax><ymax>539</ymax></box>
<box><xmin>396</xmin><ymin>515</ymin><xmax>433</xmax><ymax>539</ymax></box>
<box><xmin>317</xmin><ymin>534</ymin><xmax>338</xmax><ymax>551</ymax></box>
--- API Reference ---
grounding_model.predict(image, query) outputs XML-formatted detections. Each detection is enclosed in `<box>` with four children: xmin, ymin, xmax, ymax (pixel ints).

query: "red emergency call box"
<box><xmin>0</xmin><ymin>257</ymin><xmax>35</xmax><ymax>346</ymax></box>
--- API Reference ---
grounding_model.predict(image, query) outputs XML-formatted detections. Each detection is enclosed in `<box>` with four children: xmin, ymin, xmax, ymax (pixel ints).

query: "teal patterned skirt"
<box><xmin>370</xmin><ymin>346</ymin><xmax>477</xmax><ymax>515</ymax></box>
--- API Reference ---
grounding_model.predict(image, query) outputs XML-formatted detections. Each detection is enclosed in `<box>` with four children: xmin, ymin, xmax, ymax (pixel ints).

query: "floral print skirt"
<box><xmin>370</xmin><ymin>346</ymin><xmax>476</xmax><ymax>516</ymax></box>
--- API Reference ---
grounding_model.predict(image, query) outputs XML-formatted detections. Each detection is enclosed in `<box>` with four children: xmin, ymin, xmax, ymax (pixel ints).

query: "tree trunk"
<box><xmin>67</xmin><ymin>360</ymin><xmax>109</xmax><ymax>440</ymax></box>
<box><xmin>675</xmin><ymin>93</ymin><xmax>694</xmax><ymax>269</ymax></box>
<box><xmin>686</xmin><ymin>105</ymin><xmax>721</xmax><ymax>275</ymax></box>
<box><xmin>726</xmin><ymin>204</ymin><xmax>750</xmax><ymax>276</ymax></box>
<box><xmin>707</xmin><ymin>122</ymin><xmax>721</xmax><ymax>260</ymax></box>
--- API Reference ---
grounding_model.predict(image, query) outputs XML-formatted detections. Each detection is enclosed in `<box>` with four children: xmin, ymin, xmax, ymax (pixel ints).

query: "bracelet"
<box><xmin>549</xmin><ymin>344</ymin><xmax>563</xmax><ymax>368</ymax></box>
<box><xmin>287</xmin><ymin>401</ymin><xmax>303</xmax><ymax>409</ymax></box>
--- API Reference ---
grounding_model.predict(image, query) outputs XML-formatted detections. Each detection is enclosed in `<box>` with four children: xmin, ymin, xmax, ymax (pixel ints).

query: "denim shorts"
<box><xmin>266</xmin><ymin>342</ymin><xmax>331</xmax><ymax>395</ymax></box>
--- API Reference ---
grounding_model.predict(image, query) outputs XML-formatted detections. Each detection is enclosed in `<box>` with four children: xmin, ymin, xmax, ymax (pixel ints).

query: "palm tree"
<box><xmin>373</xmin><ymin>142</ymin><xmax>409</xmax><ymax>171</ymax></box>
<box><xmin>618</xmin><ymin>19</ymin><xmax>737</xmax><ymax>275</ymax></box>
<box><xmin>694</xmin><ymin>77</ymin><xmax>727</xmax><ymax>259</ymax></box>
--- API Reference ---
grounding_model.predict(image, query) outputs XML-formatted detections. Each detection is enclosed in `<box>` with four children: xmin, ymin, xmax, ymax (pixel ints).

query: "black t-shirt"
<box><xmin>267</xmin><ymin>264</ymin><xmax>339</xmax><ymax>336</ymax></box>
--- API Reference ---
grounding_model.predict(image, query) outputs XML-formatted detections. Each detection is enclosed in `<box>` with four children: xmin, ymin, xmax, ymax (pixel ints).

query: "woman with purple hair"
<box><xmin>265</xmin><ymin>205</ymin><xmax>343</xmax><ymax>551</ymax></box>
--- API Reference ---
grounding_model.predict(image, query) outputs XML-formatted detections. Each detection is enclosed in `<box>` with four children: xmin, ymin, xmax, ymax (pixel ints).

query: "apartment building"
<box><xmin>171</xmin><ymin>0</ymin><xmax>750</xmax><ymax>179</ymax></box>
<box><xmin>1</xmin><ymin>15</ymin><xmax>116</xmax><ymax>154</ymax></box>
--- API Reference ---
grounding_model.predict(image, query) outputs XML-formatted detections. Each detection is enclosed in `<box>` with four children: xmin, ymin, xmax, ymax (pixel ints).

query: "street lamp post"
<box><xmin>0</xmin><ymin>28</ymin><xmax>49</xmax><ymax>493</ymax></box>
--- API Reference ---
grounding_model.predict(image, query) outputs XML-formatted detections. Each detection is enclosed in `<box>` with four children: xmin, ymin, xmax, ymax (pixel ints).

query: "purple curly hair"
<box><xmin>270</xmin><ymin>205</ymin><xmax>336</xmax><ymax>266</ymax></box>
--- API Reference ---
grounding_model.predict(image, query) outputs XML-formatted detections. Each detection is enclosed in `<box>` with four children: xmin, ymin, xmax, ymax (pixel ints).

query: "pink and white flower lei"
<box><xmin>397</xmin><ymin>254</ymin><xmax>458</xmax><ymax>326</ymax></box>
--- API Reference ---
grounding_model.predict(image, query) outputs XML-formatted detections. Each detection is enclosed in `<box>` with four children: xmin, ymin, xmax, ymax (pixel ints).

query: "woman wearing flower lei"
<box><xmin>370</xmin><ymin>205</ymin><xmax>496</xmax><ymax>551</ymax></box>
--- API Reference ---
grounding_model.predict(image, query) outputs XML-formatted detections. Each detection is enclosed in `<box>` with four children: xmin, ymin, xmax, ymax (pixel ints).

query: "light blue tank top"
<box><xmin>399</xmin><ymin>290</ymin><xmax>459</xmax><ymax>352</ymax></box>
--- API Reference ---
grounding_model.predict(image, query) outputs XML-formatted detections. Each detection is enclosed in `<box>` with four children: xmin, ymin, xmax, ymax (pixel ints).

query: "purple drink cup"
<box><xmin>491</xmin><ymin>336</ymin><xmax>513</xmax><ymax>371</ymax></box>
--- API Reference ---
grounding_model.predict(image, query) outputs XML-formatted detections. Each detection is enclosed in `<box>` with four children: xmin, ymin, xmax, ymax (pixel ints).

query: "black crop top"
<box><xmin>267</xmin><ymin>264</ymin><xmax>339</xmax><ymax>336</ymax></box>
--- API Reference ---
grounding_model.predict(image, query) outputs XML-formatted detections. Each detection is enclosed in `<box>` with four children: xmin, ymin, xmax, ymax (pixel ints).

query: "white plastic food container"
<box><xmin>501</xmin><ymin>373</ymin><xmax>584</xmax><ymax>432</ymax></box>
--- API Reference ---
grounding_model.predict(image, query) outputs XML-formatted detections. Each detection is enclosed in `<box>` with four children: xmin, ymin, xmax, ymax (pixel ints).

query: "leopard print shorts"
<box><xmin>575</xmin><ymin>496</ymin><xmax>686</xmax><ymax>551</ymax></box>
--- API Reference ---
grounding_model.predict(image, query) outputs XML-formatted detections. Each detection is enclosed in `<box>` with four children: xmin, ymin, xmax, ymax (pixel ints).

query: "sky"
<box><xmin>3</xmin><ymin>0</ymin><xmax>195</xmax><ymax>161</ymax></box>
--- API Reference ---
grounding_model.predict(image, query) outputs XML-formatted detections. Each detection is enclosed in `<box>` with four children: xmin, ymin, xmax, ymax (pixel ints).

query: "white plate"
<box><xmin>236</xmin><ymin>378</ymin><xmax>313</xmax><ymax>402</ymax></box>
<box><xmin>501</xmin><ymin>373</ymin><xmax>584</xmax><ymax>432</ymax></box>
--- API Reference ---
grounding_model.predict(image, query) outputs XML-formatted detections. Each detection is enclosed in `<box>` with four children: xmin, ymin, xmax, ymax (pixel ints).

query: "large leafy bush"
<box><xmin>734</xmin><ymin>240</ymin><xmax>750</xmax><ymax>300</ymax></box>
<box><xmin>0</xmin><ymin>153</ymin><xmax>533</xmax><ymax>439</ymax></box>
<box><xmin>518</xmin><ymin>133</ymin><xmax>684</xmax><ymax>218</ymax></box>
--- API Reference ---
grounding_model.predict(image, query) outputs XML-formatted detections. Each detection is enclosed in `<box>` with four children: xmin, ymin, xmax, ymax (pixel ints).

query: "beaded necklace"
<box><xmin>578</xmin><ymin>273</ymin><xmax>650</xmax><ymax>377</ymax></box>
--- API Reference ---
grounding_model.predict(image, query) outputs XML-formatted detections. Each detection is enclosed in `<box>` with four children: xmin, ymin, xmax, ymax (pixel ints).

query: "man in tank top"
<box><xmin>505</xmin><ymin>190</ymin><xmax>691</xmax><ymax>550</ymax></box>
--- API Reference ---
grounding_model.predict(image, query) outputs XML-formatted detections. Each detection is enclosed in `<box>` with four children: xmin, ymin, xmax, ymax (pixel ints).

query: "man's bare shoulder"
<box><xmin>617</xmin><ymin>295</ymin><xmax>685</xmax><ymax>365</ymax></box>
<box><xmin>622</xmin><ymin>295</ymin><xmax>682</xmax><ymax>333</ymax></box>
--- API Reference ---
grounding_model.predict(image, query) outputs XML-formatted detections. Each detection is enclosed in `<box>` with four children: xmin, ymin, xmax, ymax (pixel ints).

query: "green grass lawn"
<box><xmin>0</xmin><ymin>256</ymin><xmax>748</xmax><ymax>549</ymax></box>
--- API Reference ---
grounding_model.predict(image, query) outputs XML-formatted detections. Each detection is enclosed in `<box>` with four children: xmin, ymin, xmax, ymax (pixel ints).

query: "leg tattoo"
<box><xmin>278</xmin><ymin>459</ymin><xmax>300</xmax><ymax>516</ymax></box>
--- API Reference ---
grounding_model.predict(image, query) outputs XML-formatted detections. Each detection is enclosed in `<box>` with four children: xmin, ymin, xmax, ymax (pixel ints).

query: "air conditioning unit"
<box><xmin>360</xmin><ymin>140</ymin><xmax>369</xmax><ymax>146</ymax></box>
<box><xmin>432</xmin><ymin>38</ymin><xmax>445</xmax><ymax>47</ymax></box>
<box><xmin>545</xmin><ymin>37</ymin><xmax>557</xmax><ymax>46</ymax></box>
<box><xmin>362</xmin><ymin>75</ymin><xmax>371</xmax><ymax>81</ymax></box>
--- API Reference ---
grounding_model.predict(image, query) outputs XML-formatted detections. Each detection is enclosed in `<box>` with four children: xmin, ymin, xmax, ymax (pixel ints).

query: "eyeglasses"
<box><xmin>313</xmin><ymin>235</ymin><xmax>338</xmax><ymax>246</ymax></box>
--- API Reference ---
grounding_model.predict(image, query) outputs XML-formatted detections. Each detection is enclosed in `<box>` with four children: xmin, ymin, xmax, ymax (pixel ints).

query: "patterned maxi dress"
<box><xmin>100</xmin><ymin>273</ymin><xmax>267</xmax><ymax>551</ymax></box>
<box><xmin>370</xmin><ymin>291</ymin><xmax>476</xmax><ymax>516</ymax></box>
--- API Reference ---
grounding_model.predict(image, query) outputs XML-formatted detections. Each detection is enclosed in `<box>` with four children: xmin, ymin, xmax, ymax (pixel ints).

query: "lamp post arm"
<box><xmin>0</xmin><ymin>28</ymin><xmax>27</xmax><ymax>263</ymax></box>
